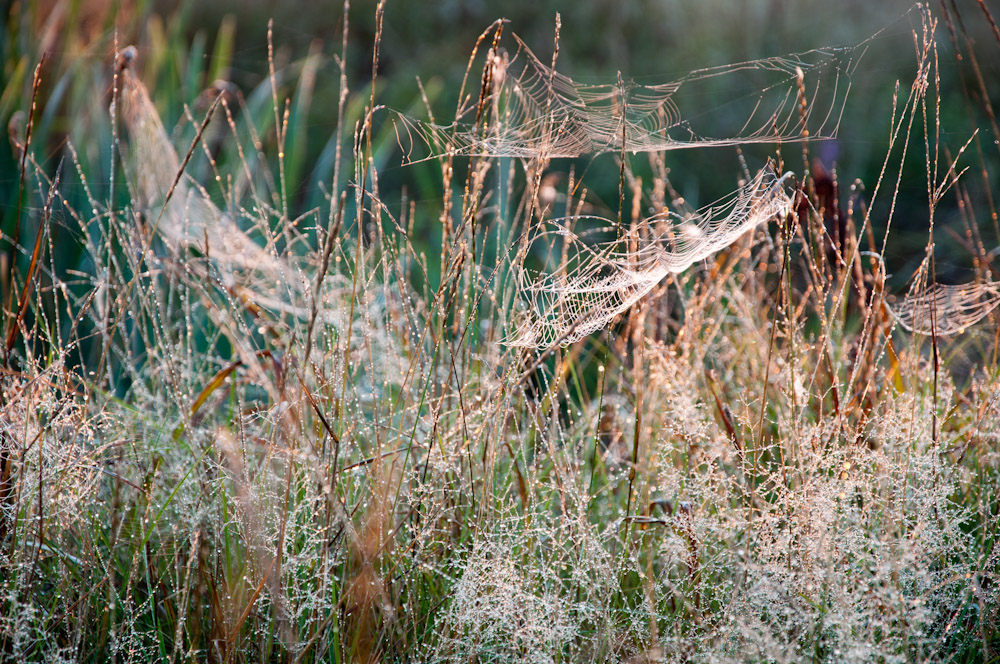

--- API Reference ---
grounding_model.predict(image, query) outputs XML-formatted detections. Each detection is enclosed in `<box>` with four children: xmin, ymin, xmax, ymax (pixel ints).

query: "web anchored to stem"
<box><xmin>393</xmin><ymin>29</ymin><xmax>868</xmax><ymax>161</ymax></box>
<box><xmin>887</xmin><ymin>281</ymin><xmax>1000</xmax><ymax>336</ymax></box>
<box><xmin>509</xmin><ymin>168</ymin><xmax>795</xmax><ymax>348</ymax></box>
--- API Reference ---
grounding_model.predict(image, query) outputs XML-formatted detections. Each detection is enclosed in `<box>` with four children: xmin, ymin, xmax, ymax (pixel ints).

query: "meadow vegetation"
<box><xmin>1</xmin><ymin>1</ymin><xmax>999</xmax><ymax>661</ymax></box>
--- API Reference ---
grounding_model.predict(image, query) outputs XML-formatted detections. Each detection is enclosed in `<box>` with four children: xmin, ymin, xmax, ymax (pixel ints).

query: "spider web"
<box><xmin>394</xmin><ymin>31</ymin><xmax>869</xmax><ymax>161</ymax></box>
<box><xmin>117</xmin><ymin>49</ymin><xmax>344</xmax><ymax>326</ymax></box>
<box><xmin>509</xmin><ymin>167</ymin><xmax>794</xmax><ymax>348</ymax></box>
<box><xmin>887</xmin><ymin>282</ymin><xmax>1000</xmax><ymax>336</ymax></box>
<box><xmin>118</xmin><ymin>50</ymin><xmax>289</xmax><ymax>282</ymax></box>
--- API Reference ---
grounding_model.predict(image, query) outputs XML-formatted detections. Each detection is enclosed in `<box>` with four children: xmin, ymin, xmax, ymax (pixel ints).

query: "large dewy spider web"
<box><xmin>509</xmin><ymin>168</ymin><xmax>795</xmax><ymax>348</ymax></box>
<box><xmin>394</xmin><ymin>31</ymin><xmax>868</xmax><ymax>161</ymax></box>
<box><xmin>887</xmin><ymin>281</ymin><xmax>1000</xmax><ymax>336</ymax></box>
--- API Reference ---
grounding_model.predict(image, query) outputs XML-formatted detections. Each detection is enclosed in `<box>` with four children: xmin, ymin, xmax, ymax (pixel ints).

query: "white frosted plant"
<box><xmin>624</xmin><ymin>326</ymin><xmax>993</xmax><ymax>662</ymax></box>
<box><xmin>428</xmin><ymin>506</ymin><xmax>615</xmax><ymax>663</ymax></box>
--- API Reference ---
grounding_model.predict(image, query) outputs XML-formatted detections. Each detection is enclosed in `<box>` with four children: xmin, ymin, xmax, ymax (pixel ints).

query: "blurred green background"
<box><xmin>3</xmin><ymin>0</ymin><xmax>999</xmax><ymax>290</ymax></box>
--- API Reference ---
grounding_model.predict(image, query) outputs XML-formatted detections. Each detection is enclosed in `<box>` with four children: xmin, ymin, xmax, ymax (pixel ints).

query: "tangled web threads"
<box><xmin>509</xmin><ymin>168</ymin><xmax>795</xmax><ymax>348</ymax></box>
<box><xmin>393</xmin><ymin>31</ymin><xmax>866</xmax><ymax>161</ymax></box>
<box><xmin>887</xmin><ymin>281</ymin><xmax>1000</xmax><ymax>336</ymax></box>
